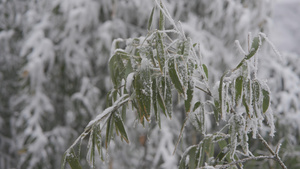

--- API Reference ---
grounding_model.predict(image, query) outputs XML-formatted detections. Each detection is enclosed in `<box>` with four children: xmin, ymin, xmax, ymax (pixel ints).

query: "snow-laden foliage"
<box><xmin>62</xmin><ymin>1</ymin><xmax>288</xmax><ymax>169</ymax></box>
<box><xmin>1</xmin><ymin>0</ymin><xmax>299</xmax><ymax>169</ymax></box>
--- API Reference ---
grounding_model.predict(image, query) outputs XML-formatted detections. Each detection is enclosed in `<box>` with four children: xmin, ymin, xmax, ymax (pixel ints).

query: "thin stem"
<box><xmin>195</xmin><ymin>85</ymin><xmax>212</xmax><ymax>97</ymax></box>
<box><xmin>257</xmin><ymin>133</ymin><xmax>287</xmax><ymax>169</ymax></box>
<box><xmin>213</xmin><ymin>155</ymin><xmax>274</xmax><ymax>169</ymax></box>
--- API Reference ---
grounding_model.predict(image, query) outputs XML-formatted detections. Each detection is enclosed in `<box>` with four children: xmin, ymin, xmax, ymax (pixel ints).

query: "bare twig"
<box><xmin>257</xmin><ymin>133</ymin><xmax>287</xmax><ymax>169</ymax></box>
<box><xmin>195</xmin><ymin>85</ymin><xmax>212</xmax><ymax>97</ymax></box>
<box><xmin>214</xmin><ymin>155</ymin><xmax>274</xmax><ymax>169</ymax></box>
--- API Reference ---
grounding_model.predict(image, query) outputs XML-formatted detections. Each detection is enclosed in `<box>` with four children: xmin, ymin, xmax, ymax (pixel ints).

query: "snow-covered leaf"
<box><xmin>169</xmin><ymin>57</ymin><xmax>185</xmax><ymax>95</ymax></box>
<box><xmin>148</xmin><ymin>7</ymin><xmax>155</xmax><ymax>31</ymax></box>
<box><xmin>113</xmin><ymin>113</ymin><xmax>129</xmax><ymax>143</ymax></box>
<box><xmin>235</xmin><ymin>76</ymin><xmax>243</xmax><ymax>104</ymax></box>
<box><xmin>262</xmin><ymin>89</ymin><xmax>270</xmax><ymax>113</ymax></box>
<box><xmin>185</xmin><ymin>80</ymin><xmax>194</xmax><ymax>112</ymax></box>
<box><xmin>155</xmin><ymin>33</ymin><xmax>165</xmax><ymax>73</ymax></box>
<box><xmin>245</xmin><ymin>37</ymin><xmax>260</xmax><ymax>60</ymax></box>
<box><xmin>66</xmin><ymin>149</ymin><xmax>82</xmax><ymax>169</ymax></box>
<box><xmin>152</xmin><ymin>77</ymin><xmax>161</xmax><ymax>127</ymax></box>
<box><xmin>202</xmin><ymin>64</ymin><xmax>208</xmax><ymax>79</ymax></box>
<box><xmin>105</xmin><ymin>115</ymin><xmax>114</xmax><ymax>148</ymax></box>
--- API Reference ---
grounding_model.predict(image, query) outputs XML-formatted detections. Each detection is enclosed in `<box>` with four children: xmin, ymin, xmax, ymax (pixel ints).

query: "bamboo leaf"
<box><xmin>109</xmin><ymin>53</ymin><xmax>126</xmax><ymax>88</ymax></box>
<box><xmin>114</xmin><ymin>114</ymin><xmax>129</xmax><ymax>143</ymax></box>
<box><xmin>183</xmin><ymin>38</ymin><xmax>191</xmax><ymax>58</ymax></box>
<box><xmin>179</xmin><ymin>145</ymin><xmax>197</xmax><ymax>169</ymax></box>
<box><xmin>204</xmin><ymin>138</ymin><xmax>214</xmax><ymax>158</ymax></box>
<box><xmin>235</xmin><ymin>76</ymin><xmax>243</xmax><ymax>104</ymax></box>
<box><xmin>252</xmin><ymin>81</ymin><xmax>260</xmax><ymax>103</ymax></box>
<box><xmin>169</xmin><ymin>57</ymin><xmax>185</xmax><ymax>95</ymax></box>
<box><xmin>202</xmin><ymin>64</ymin><xmax>208</xmax><ymax>79</ymax></box>
<box><xmin>214</xmin><ymin>100</ymin><xmax>220</xmax><ymax>122</ymax></box>
<box><xmin>86</xmin><ymin>127</ymin><xmax>96</xmax><ymax>167</ymax></box>
<box><xmin>125</xmin><ymin>59</ymin><xmax>133</xmax><ymax>79</ymax></box>
<box><xmin>188</xmin><ymin>146</ymin><xmax>197</xmax><ymax>169</ymax></box>
<box><xmin>66</xmin><ymin>149</ymin><xmax>83</xmax><ymax>169</ymax></box>
<box><xmin>252</xmin><ymin>81</ymin><xmax>260</xmax><ymax>116</ymax></box>
<box><xmin>193</xmin><ymin>101</ymin><xmax>201</xmax><ymax>112</ymax></box>
<box><xmin>245</xmin><ymin>37</ymin><xmax>259</xmax><ymax>60</ymax></box>
<box><xmin>148</xmin><ymin>7</ymin><xmax>155</xmax><ymax>31</ymax></box>
<box><xmin>156</xmin><ymin>33</ymin><xmax>165</xmax><ymax>73</ymax></box>
<box><xmin>165</xmin><ymin>78</ymin><xmax>173</xmax><ymax>118</ymax></box>
<box><xmin>105</xmin><ymin>115</ymin><xmax>114</xmax><ymax>148</ymax></box>
<box><xmin>185</xmin><ymin>80</ymin><xmax>194</xmax><ymax>112</ymax></box>
<box><xmin>262</xmin><ymin>89</ymin><xmax>270</xmax><ymax>113</ymax></box>
<box><xmin>157</xmin><ymin>90</ymin><xmax>167</xmax><ymax>117</ymax></box>
<box><xmin>158</xmin><ymin>1</ymin><xmax>165</xmax><ymax>30</ymax></box>
<box><xmin>94</xmin><ymin>126</ymin><xmax>104</xmax><ymax>161</ymax></box>
<box><xmin>218</xmin><ymin>72</ymin><xmax>227</xmax><ymax>119</ymax></box>
<box><xmin>152</xmin><ymin>78</ymin><xmax>161</xmax><ymax>127</ymax></box>
<box><xmin>242</xmin><ymin>95</ymin><xmax>250</xmax><ymax>118</ymax></box>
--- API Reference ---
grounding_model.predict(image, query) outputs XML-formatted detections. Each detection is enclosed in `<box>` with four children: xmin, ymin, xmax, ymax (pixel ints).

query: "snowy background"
<box><xmin>272</xmin><ymin>0</ymin><xmax>300</xmax><ymax>55</ymax></box>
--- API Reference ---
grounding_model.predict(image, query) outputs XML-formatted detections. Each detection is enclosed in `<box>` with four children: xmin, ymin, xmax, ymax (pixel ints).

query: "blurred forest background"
<box><xmin>0</xmin><ymin>0</ymin><xmax>299</xmax><ymax>168</ymax></box>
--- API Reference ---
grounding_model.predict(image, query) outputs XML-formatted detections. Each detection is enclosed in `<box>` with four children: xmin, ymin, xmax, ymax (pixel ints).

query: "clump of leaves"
<box><xmin>62</xmin><ymin>1</ymin><xmax>286</xmax><ymax>169</ymax></box>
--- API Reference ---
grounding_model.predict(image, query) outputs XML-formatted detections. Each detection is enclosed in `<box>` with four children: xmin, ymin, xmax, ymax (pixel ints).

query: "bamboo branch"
<box><xmin>214</xmin><ymin>155</ymin><xmax>274</xmax><ymax>169</ymax></box>
<box><xmin>257</xmin><ymin>133</ymin><xmax>287</xmax><ymax>169</ymax></box>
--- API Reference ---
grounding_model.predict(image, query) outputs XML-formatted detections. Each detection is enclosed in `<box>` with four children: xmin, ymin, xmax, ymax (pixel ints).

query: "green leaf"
<box><xmin>214</xmin><ymin>100</ymin><xmax>220</xmax><ymax>122</ymax></box>
<box><xmin>165</xmin><ymin>78</ymin><xmax>173</xmax><ymax>118</ymax></box>
<box><xmin>179</xmin><ymin>145</ymin><xmax>198</xmax><ymax>169</ymax></box>
<box><xmin>147</xmin><ymin>7</ymin><xmax>155</xmax><ymax>31</ymax></box>
<box><xmin>152</xmin><ymin>78</ymin><xmax>161</xmax><ymax>128</ymax></box>
<box><xmin>218</xmin><ymin>72</ymin><xmax>227</xmax><ymax>117</ymax></box>
<box><xmin>252</xmin><ymin>81</ymin><xmax>260</xmax><ymax>102</ymax></box>
<box><xmin>157</xmin><ymin>77</ymin><xmax>172</xmax><ymax>118</ymax></box>
<box><xmin>198</xmin><ymin>142</ymin><xmax>205</xmax><ymax>166</ymax></box>
<box><xmin>109</xmin><ymin>53</ymin><xmax>126</xmax><ymax>88</ymax></box>
<box><xmin>183</xmin><ymin>38</ymin><xmax>191</xmax><ymax>58</ymax></box>
<box><xmin>105</xmin><ymin>115</ymin><xmax>114</xmax><ymax>148</ymax></box>
<box><xmin>158</xmin><ymin>1</ymin><xmax>165</xmax><ymax>30</ymax></box>
<box><xmin>262</xmin><ymin>89</ymin><xmax>270</xmax><ymax>113</ymax></box>
<box><xmin>86</xmin><ymin>127</ymin><xmax>96</xmax><ymax>167</ymax></box>
<box><xmin>245</xmin><ymin>37</ymin><xmax>260</xmax><ymax>60</ymax></box>
<box><xmin>66</xmin><ymin>149</ymin><xmax>82</xmax><ymax>169</ymax></box>
<box><xmin>94</xmin><ymin>126</ymin><xmax>104</xmax><ymax>161</ymax></box>
<box><xmin>202</xmin><ymin>64</ymin><xmax>208</xmax><ymax>79</ymax></box>
<box><xmin>252</xmin><ymin>81</ymin><xmax>260</xmax><ymax>116</ymax></box>
<box><xmin>169</xmin><ymin>57</ymin><xmax>185</xmax><ymax>95</ymax></box>
<box><xmin>188</xmin><ymin>146</ymin><xmax>197</xmax><ymax>169</ymax></box>
<box><xmin>235</xmin><ymin>76</ymin><xmax>243</xmax><ymax>104</ymax></box>
<box><xmin>114</xmin><ymin>114</ymin><xmax>129</xmax><ymax>143</ymax></box>
<box><xmin>204</xmin><ymin>138</ymin><xmax>214</xmax><ymax>158</ymax></box>
<box><xmin>242</xmin><ymin>95</ymin><xmax>250</xmax><ymax>118</ymax></box>
<box><xmin>179</xmin><ymin>155</ymin><xmax>187</xmax><ymax>169</ymax></box>
<box><xmin>134</xmin><ymin>72</ymin><xmax>152</xmax><ymax>122</ymax></box>
<box><xmin>185</xmin><ymin>81</ymin><xmax>194</xmax><ymax>112</ymax></box>
<box><xmin>193</xmin><ymin>101</ymin><xmax>201</xmax><ymax>112</ymax></box>
<box><xmin>156</xmin><ymin>33</ymin><xmax>165</xmax><ymax>73</ymax></box>
<box><xmin>177</xmin><ymin>41</ymin><xmax>184</xmax><ymax>55</ymax></box>
<box><xmin>125</xmin><ymin>59</ymin><xmax>133</xmax><ymax>79</ymax></box>
<box><xmin>218</xmin><ymin>139</ymin><xmax>228</xmax><ymax>150</ymax></box>
<box><xmin>157</xmin><ymin>90</ymin><xmax>167</xmax><ymax>117</ymax></box>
